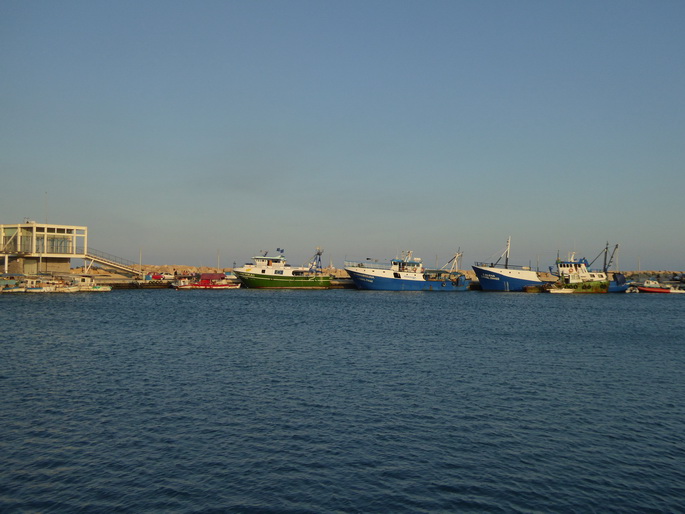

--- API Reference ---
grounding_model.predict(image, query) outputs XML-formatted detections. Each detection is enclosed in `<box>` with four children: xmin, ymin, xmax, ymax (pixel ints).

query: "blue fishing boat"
<box><xmin>344</xmin><ymin>251</ymin><xmax>471</xmax><ymax>291</ymax></box>
<box><xmin>472</xmin><ymin>237</ymin><xmax>554</xmax><ymax>292</ymax></box>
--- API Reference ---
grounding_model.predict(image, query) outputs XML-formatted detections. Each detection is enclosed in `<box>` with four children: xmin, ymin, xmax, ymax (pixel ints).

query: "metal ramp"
<box><xmin>84</xmin><ymin>248</ymin><xmax>139</xmax><ymax>276</ymax></box>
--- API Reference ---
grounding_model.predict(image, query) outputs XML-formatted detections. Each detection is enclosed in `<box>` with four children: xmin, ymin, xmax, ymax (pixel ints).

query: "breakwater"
<box><xmin>73</xmin><ymin>265</ymin><xmax>685</xmax><ymax>290</ymax></box>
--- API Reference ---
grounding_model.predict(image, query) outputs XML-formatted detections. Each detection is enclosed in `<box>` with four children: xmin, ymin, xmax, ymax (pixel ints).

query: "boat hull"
<box><xmin>472</xmin><ymin>265</ymin><xmax>546</xmax><ymax>292</ymax></box>
<box><xmin>560</xmin><ymin>281</ymin><xmax>609</xmax><ymax>293</ymax></box>
<box><xmin>608</xmin><ymin>281</ymin><xmax>630</xmax><ymax>293</ymax></box>
<box><xmin>234</xmin><ymin>271</ymin><xmax>332</xmax><ymax>289</ymax></box>
<box><xmin>175</xmin><ymin>283</ymin><xmax>240</xmax><ymax>290</ymax></box>
<box><xmin>79</xmin><ymin>286</ymin><xmax>112</xmax><ymax>292</ymax></box>
<box><xmin>346</xmin><ymin>268</ymin><xmax>470</xmax><ymax>291</ymax></box>
<box><xmin>548</xmin><ymin>288</ymin><xmax>574</xmax><ymax>294</ymax></box>
<box><xmin>637</xmin><ymin>286</ymin><xmax>671</xmax><ymax>293</ymax></box>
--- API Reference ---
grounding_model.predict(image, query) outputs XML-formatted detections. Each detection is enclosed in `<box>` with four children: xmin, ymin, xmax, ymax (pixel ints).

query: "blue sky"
<box><xmin>2</xmin><ymin>1</ymin><xmax>684</xmax><ymax>270</ymax></box>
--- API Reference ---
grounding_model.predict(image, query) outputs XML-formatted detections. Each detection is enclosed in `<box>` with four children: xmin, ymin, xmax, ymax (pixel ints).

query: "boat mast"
<box><xmin>606</xmin><ymin>244</ymin><xmax>620</xmax><ymax>272</ymax></box>
<box><xmin>504</xmin><ymin>236</ymin><xmax>510</xmax><ymax>269</ymax></box>
<box><xmin>442</xmin><ymin>249</ymin><xmax>463</xmax><ymax>273</ymax></box>
<box><xmin>492</xmin><ymin>237</ymin><xmax>510</xmax><ymax>268</ymax></box>
<box><xmin>588</xmin><ymin>244</ymin><xmax>607</xmax><ymax>270</ymax></box>
<box><xmin>603</xmin><ymin>242</ymin><xmax>609</xmax><ymax>272</ymax></box>
<box><xmin>308</xmin><ymin>247</ymin><xmax>324</xmax><ymax>273</ymax></box>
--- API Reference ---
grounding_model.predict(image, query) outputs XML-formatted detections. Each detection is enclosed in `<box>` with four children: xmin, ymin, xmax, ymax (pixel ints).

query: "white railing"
<box><xmin>344</xmin><ymin>260</ymin><xmax>393</xmax><ymax>270</ymax></box>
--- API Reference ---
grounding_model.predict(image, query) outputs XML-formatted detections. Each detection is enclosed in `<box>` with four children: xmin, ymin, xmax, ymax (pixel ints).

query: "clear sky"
<box><xmin>2</xmin><ymin>1</ymin><xmax>684</xmax><ymax>270</ymax></box>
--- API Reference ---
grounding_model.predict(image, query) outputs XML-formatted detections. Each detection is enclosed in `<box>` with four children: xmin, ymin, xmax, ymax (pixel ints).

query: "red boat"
<box><xmin>637</xmin><ymin>285</ymin><xmax>672</xmax><ymax>293</ymax></box>
<box><xmin>173</xmin><ymin>273</ymin><xmax>241</xmax><ymax>290</ymax></box>
<box><xmin>636</xmin><ymin>279</ymin><xmax>684</xmax><ymax>294</ymax></box>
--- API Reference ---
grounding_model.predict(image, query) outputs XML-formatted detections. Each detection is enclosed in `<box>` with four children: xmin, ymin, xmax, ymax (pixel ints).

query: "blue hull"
<box><xmin>608</xmin><ymin>273</ymin><xmax>629</xmax><ymax>293</ymax></box>
<box><xmin>472</xmin><ymin>265</ymin><xmax>544</xmax><ymax>292</ymax></box>
<box><xmin>608</xmin><ymin>282</ymin><xmax>629</xmax><ymax>293</ymax></box>
<box><xmin>347</xmin><ymin>270</ymin><xmax>470</xmax><ymax>291</ymax></box>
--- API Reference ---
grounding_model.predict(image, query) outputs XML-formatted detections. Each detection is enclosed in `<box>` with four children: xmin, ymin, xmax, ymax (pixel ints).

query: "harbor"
<box><xmin>4</xmin><ymin>3</ymin><xmax>683</xmax><ymax>511</ymax></box>
<box><xmin>2</xmin><ymin>221</ymin><xmax>684</xmax><ymax>294</ymax></box>
<box><xmin>3</xmin><ymin>264</ymin><xmax>684</xmax><ymax>293</ymax></box>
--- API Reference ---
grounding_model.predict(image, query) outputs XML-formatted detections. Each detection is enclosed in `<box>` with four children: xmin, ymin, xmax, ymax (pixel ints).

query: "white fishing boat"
<box><xmin>68</xmin><ymin>275</ymin><xmax>113</xmax><ymax>292</ymax></box>
<box><xmin>23</xmin><ymin>277</ymin><xmax>78</xmax><ymax>293</ymax></box>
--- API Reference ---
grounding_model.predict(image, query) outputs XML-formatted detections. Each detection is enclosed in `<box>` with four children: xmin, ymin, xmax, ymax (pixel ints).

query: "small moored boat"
<box><xmin>68</xmin><ymin>275</ymin><xmax>113</xmax><ymax>292</ymax></box>
<box><xmin>174</xmin><ymin>273</ymin><xmax>241</xmax><ymax>290</ymax></box>
<box><xmin>547</xmin><ymin>287</ymin><xmax>574</xmax><ymax>294</ymax></box>
<box><xmin>23</xmin><ymin>277</ymin><xmax>79</xmax><ymax>293</ymax></box>
<box><xmin>637</xmin><ymin>279</ymin><xmax>685</xmax><ymax>294</ymax></box>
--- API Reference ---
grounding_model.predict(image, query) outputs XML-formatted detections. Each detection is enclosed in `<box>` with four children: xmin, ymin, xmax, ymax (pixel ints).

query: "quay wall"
<box><xmin>65</xmin><ymin>264</ymin><xmax>685</xmax><ymax>289</ymax></box>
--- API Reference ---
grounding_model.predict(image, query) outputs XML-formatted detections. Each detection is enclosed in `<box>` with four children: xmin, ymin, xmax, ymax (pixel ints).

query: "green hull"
<box><xmin>560</xmin><ymin>280</ymin><xmax>609</xmax><ymax>293</ymax></box>
<box><xmin>234</xmin><ymin>271</ymin><xmax>332</xmax><ymax>289</ymax></box>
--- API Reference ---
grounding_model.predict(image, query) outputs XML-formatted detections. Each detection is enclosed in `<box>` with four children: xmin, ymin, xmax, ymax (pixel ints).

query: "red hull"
<box><xmin>637</xmin><ymin>286</ymin><xmax>671</xmax><ymax>293</ymax></box>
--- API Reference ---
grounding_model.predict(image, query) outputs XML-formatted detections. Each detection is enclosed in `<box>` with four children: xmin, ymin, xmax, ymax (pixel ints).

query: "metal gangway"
<box><xmin>84</xmin><ymin>248</ymin><xmax>140</xmax><ymax>276</ymax></box>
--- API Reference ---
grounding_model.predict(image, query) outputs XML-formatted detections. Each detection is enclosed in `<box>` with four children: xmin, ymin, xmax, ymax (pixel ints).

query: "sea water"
<box><xmin>1</xmin><ymin>290</ymin><xmax>684</xmax><ymax>512</ymax></box>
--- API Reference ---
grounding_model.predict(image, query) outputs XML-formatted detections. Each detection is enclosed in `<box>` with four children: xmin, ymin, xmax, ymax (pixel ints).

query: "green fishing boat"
<box><xmin>233</xmin><ymin>248</ymin><xmax>332</xmax><ymax>289</ymax></box>
<box><xmin>547</xmin><ymin>252</ymin><xmax>610</xmax><ymax>293</ymax></box>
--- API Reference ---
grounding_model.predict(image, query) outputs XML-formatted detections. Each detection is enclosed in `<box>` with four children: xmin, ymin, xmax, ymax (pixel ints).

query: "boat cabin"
<box><xmin>390</xmin><ymin>251</ymin><xmax>424</xmax><ymax>274</ymax></box>
<box><xmin>252</xmin><ymin>254</ymin><xmax>288</xmax><ymax>269</ymax></box>
<box><xmin>556</xmin><ymin>254</ymin><xmax>608</xmax><ymax>284</ymax></box>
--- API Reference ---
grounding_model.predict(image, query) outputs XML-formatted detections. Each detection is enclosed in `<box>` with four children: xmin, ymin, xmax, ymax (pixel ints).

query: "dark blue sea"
<box><xmin>2</xmin><ymin>289</ymin><xmax>684</xmax><ymax>512</ymax></box>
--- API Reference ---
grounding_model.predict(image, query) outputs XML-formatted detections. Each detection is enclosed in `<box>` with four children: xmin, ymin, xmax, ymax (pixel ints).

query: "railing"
<box><xmin>2</xmin><ymin>236</ymin><xmax>79</xmax><ymax>255</ymax></box>
<box><xmin>344</xmin><ymin>260</ymin><xmax>393</xmax><ymax>270</ymax></box>
<box><xmin>1</xmin><ymin>237</ymin><xmax>33</xmax><ymax>254</ymax></box>
<box><xmin>474</xmin><ymin>261</ymin><xmax>533</xmax><ymax>271</ymax></box>
<box><xmin>83</xmin><ymin>247</ymin><xmax>138</xmax><ymax>269</ymax></box>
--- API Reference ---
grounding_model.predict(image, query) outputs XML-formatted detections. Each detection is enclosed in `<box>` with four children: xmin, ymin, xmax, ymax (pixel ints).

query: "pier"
<box><xmin>1</xmin><ymin>221</ymin><xmax>139</xmax><ymax>276</ymax></box>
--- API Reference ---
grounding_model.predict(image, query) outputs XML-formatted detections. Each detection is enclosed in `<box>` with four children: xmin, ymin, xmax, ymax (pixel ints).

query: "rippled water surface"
<box><xmin>2</xmin><ymin>290</ymin><xmax>684</xmax><ymax>512</ymax></box>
